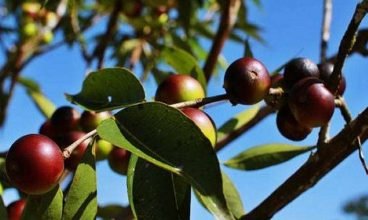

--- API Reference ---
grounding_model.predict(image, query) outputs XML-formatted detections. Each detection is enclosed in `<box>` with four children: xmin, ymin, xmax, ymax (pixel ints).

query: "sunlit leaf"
<box><xmin>224</xmin><ymin>144</ymin><xmax>315</xmax><ymax>170</ymax></box>
<box><xmin>159</xmin><ymin>46</ymin><xmax>207</xmax><ymax>89</ymax></box>
<box><xmin>63</xmin><ymin>143</ymin><xmax>97</xmax><ymax>219</ymax></box>
<box><xmin>22</xmin><ymin>185</ymin><xmax>63</xmax><ymax>220</ymax></box>
<box><xmin>66</xmin><ymin>68</ymin><xmax>145</xmax><ymax>111</ymax></box>
<box><xmin>217</xmin><ymin>105</ymin><xmax>260</xmax><ymax>142</ymax></box>
<box><xmin>97</xmin><ymin>102</ymin><xmax>233</xmax><ymax>219</ymax></box>
<box><xmin>128</xmin><ymin>155</ymin><xmax>190</xmax><ymax>220</ymax></box>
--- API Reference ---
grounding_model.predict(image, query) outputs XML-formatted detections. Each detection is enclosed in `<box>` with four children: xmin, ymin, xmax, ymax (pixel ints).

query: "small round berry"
<box><xmin>318</xmin><ymin>62</ymin><xmax>346</xmax><ymax>96</ymax></box>
<box><xmin>283</xmin><ymin>57</ymin><xmax>320</xmax><ymax>89</ymax></box>
<box><xmin>95</xmin><ymin>139</ymin><xmax>114</xmax><ymax>161</ymax></box>
<box><xmin>80</xmin><ymin>111</ymin><xmax>111</xmax><ymax>132</ymax></box>
<box><xmin>7</xmin><ymin>199</ymin><xmax>26</xmax><ymax>220</ymax></box>
<box><xmin>181</xmin><ymin>108</ymin><xmax>217</xmax><ymax>147</ymax></box>
<box><xmin>50</xmin><ymin>106</ymin><xmax>80</xmax><ymax>133</ymax></box>
<box><xmin>223</xmin><ymin>57</ymin><xmax>271</xmax><ymax>105</ymax></box>
<box><xmin>155</xmin><ymin>74</ymin><xmax>205</xmax><ymax>104</ymax></box>
<box><xmin>108</xmin><ymin>147</ymin><xmax>131</xmax><ymax>175</ymax></box>
<box><xmin>288</xmin><ymin>77</ymin><xmax>335</xmax><ymax>128</ymax></box>
<box><xmin>6</xmin><ymin>134</ymin><xmax>64</xmax><ymax>195</ymax></box>
<box><xmin>276</xmin><ymin>105</ymin><xmax>312</xmax><ymax>141</ymax></box>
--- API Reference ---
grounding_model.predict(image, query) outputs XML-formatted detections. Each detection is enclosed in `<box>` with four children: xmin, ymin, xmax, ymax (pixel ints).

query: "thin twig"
<box><xmin>328</xmin><ymin>0</ymin><xmax>368</xmax><ymax>93</ymax></box>
<box><xmin>320</xmin><ymin>0</ymin><xmax>332</xmax><ymax>63</ymax></box>
<box><xmin>63</xmin><ymin>129</ymin><xmax>97</xmax><ymax>159</ymax></box>
<box><xmin>202</xmin><ymin>0</ymin><xmax>241</xmax><ymax>82</ymax></box>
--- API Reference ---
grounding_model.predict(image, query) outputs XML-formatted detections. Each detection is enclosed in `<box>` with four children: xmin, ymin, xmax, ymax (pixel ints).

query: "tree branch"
<box><xmin>202</xmin><ymin>0</ymin><xmax>241</xmax><ymax>82</ymax></box>
<box><xmin>328</xmin><ymin>0</ymin><xmax>368</xmax><ymax>93</ymax></box>
<box><xmin>320</xmin><ymin>0</ymin><xmax>332</xmax><ymax>63</ymax></box>
<box><xmin>241</xmin><ymin>107</ymin><xmax>368</xmax><ymax>220</ymax></box>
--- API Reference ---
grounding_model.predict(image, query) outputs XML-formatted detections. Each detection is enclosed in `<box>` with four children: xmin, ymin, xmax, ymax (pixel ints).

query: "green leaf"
<box><xmin>195</xmin><ymin>171</ymin><xmax>245</xmax><ymax>219</ymax></box>
<box><xmin>224</xmin><ymin>144</ymin><xmax>315</xmax><ymax>170</ymax></box>
<box><xmin>22</xmin><ymin>186</ymin><xmax>63</xmax><ymax>220</ymax></box>
<box><xmin>128</xmin><ymin>155</ymin><xmax>191</xmax><ymax>220</ymax></box>
<box><xmin>160</xmin><ymin>46</ymin><xmax>207</xmax><ymax>89</ymax></box>
<box><xmin>66</xmin><ymin>68</ymin><xmax>145</xmax><ymax>111</ymax></box>
<box><xmin>18</xmin><ymin>77</ymin><xmax>56</xmax><ymax>118</ymax></box>
<box><xmin>97</xmin><ymin>102</ymin><xmax>233</xmax><ymax>219</ymax></box>
<box><xmin>0</xmin><ymin>196</ymin><xmax>7</xmax><ymax>219</ymax></box>
<box><xmin>63</xmin><ymin>142</ymin><xmax>97</xmax><ymax>219</ymax></box>
<box><xmin>217</xmin><ymin>105</ymin><xmax>260</xmax><ymax>142</ymax></box>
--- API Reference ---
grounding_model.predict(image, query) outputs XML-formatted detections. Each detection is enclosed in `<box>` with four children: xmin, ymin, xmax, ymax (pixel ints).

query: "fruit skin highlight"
<box><xmin>288</xmin><ymin>77</ymin><xmax>335</xmax><ymax>128</ymax></box>
<box><xmin>6</xmin><ymin>134</ymin><xmax>64</xmax><ymax>195</ymax></box>
<box><xmin>223</xmin><ymin>57</ymin><xmax>271</xmax><ymax>105</ymax></box>
<box><xmin>155</xmin><ymin>74</ymin><xmax>205</xmax><ymax>104</ymax></box>
<box><xmin>181</xmin><ymin>107</ymin><xmax>217</xmax><ymax>147</ymax></box>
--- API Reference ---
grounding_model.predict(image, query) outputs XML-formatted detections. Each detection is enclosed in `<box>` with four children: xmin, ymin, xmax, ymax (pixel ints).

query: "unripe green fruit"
<box><xmin>95</xmin><ymin>139</ymin><xmax>114</xmax><ymax>161</ymax></box>
<box><xmin>7</xmin><ymin>199</ymin><xmax>26</xmax><ymax>220</ymax></box>
<box><xmin>181</xmin><ymin>108</ymin><xmax>217</xmax><ymax>147</ymax></box>
<box><xmin>108</xmin><ymin>147</ymin><xmax>131</xmax><ymax>175</ymax></box>
<box><xmin>21</xmin><ymin>2</ymin><xmax>41</xmax><ymax>18</ymax></box>
<box><xmin>6</xmin><ymin>134</ymin><xmax>64</xmax><ymax>195</ymax></box>
<box><xmin>288</xmin><ymin>77</ymin><xmax>335</xmax><ymax>128</ymax></box>
<box><xmin>22</xmin><ymin>22</ymin><xmax>38</xmax><ymax>38</ymax></box>
<box><xmin>80</xmin><ymin>111</ymin><xmax>111</xmax><ymax>132</ymax></box>
<box><xmin>155</xmin><ymin>74</ymin><xmax>205</xmax><ymax>104</ymax></box>
<box><xmin>41</xmin><ymin>30</ymin><xmax>54</xmax><ymax>44</ymax></box>
<box><xmin>223</xmin><ymin>57</ymin><xmax>271</xmax><ymax>105</ymax></box>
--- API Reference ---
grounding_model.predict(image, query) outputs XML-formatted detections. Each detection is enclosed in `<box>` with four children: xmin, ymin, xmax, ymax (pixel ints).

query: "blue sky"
<box><xmin>1</xmin><ymin>1</ymin><xmax>368</xmax><ymax>219</ymax></box>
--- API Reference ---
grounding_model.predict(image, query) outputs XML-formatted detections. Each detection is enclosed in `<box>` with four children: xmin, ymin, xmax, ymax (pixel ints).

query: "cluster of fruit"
<box><xmin>20</xmin><ymin>2</ymin><xmax>57</xmax><ymax>43</ymax></box>
<box><xmin>5</xmin><ymin>106</ymin><xmax>132</xmax><ymax>196</ymax></box>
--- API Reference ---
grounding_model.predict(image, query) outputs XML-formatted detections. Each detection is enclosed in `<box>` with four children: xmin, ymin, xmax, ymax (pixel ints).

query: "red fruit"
<box><xmin>50</xmin><ymin>106</ymin><xmax>80</xmax><ymax>133</ymax></box>
<box><xmin>283</xmin><ymin>57</ymin><xmax>320</xmax><ymax>89</ymax></box>
<box><xmin>7</xmin><ymin>199</ymin><xmax>26</xmax><ymax>220</ymax></box>
<box><xmin>155</xmin><ymin>74</ymin><xmax>205</xmax><ymax>104</ymax></box>
<box><xmin>56</xmin><ymin>131</ymin><xmax>90</xmax><ymax>170</ymax></box>
<box><xmin>39</xmin><ymin>120</ymin><xmax>57</xmax><ymax>139</ymax></box>
<box><xmin>79</xmin><ymin>111</ymin><xmax>111</xmax><ymax>132</ymax></box>
<box><xmin>223</xmin><ymin>57</ymin><xmax>271</xmax><ymax>105</ymax></box>
<box><xmin>6</xmin><ymin>134</ymin><xmax>64</xmax><ymax>195</ymax></box>
<box><xmin>276</xmin><ymin>105</ymin><xmax>312</xmax><ymax>141</ymax></box>
<box><xmin>288</xmin><ymin>77</ymin><xmax>335</xmax><ymax>128</ymax></box>
<box><xmin>181</xmin><ymin>108</ymin><xmax>217</xmax><ymax>147</ymax></box>
<box><xmin>318</xmin><ymin>62</ymin><xmax>346</xmax><ymax>96</ymax></box>
<box><xmin>108</xmin><ymin>147</ymin><xmax>131</xmax><ymax>175</ymax></box>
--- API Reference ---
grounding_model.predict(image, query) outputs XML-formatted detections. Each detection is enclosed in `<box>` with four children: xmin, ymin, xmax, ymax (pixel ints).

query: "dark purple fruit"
<box><xmin>6</xmin><ymin>134</ymin><xmax>64</xmax><ymax>195</ymax></box>
<box><xmin>50</xmin><ymin>106</ymin><xmax>80</xmax><ymax>133</ymax></box>
<box><xmin>223</xmin><ymin>57</ymin><xmax>271</xmax><ymax>105</ymax></box>
<box><xmin>7</xmin><ymin>199</ymin><xmax>26</xmax><ymax>220</ymax></box>
<box><xmin>108</xmin><ymin>147</ymin><xmax>131</xmax><ymax>175</ymax></box>
<box><xmin>155</xmin><ymin>74</ymin><xmax>205</xmax><ymax>104</ymax></box>
<box><xmin>318</xmin><ymin>62</ymin><xmax>346</xmax><ymax>96</ymax></box>
<box><xmin>283</xmin><ymin>57</ymin><xmax>320</xmax><ymax>89</ymax></box>
<box><xmin>276</xmin><ymin>105</ymin><xmax>312</xmax><ymax>141</ymax></box>
<box><xmin>288</xmin><ymin>77</ymin><xmax>335</xmax><ymax>128</ymax></box>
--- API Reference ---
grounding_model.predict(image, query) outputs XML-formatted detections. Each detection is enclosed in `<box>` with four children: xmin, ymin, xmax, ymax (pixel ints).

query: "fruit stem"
<box><xmin>62</xmin><ymin>129</ymin><xmax>97</xmax><ymax>159</ymax></box>
<box><xmin>169</xmin><ymin>93</ymin><xmax>229</xmax><ymax>109</ymax></box>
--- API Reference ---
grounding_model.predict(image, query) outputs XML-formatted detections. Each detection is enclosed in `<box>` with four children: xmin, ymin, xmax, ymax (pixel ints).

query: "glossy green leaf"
<box><xmin>97</xmin><ymin>102</ymin><xmax>233</xmax><ymax>219</ymax></box>
<box><xmin>217</xmin><ymin>105</ymin><xmax>260</xmax><ymax>142</ymax></box>
<box><xmin>22</xmin><ymin>185</ymin><xmax>63</xmax><ymax>220</ymax></box>
<box><xmin>0</xmin><ymin>196</ymin><xmax>7</xmax><ymax>219</ymax></box>
<box><xmin>160</xmin><ymin>46</ymin><xmax>206</xmax><ymax>89</ymax></box>
<box><xmin>128</xmin><ymin>155</ymin><xmax>191</xmax><ymax>220</ymax></box>
<box><xmin>63</xmin><ymin>143</ymin><xmax>97</xmax><ymax>219</ymax></box>
<box><xmin>18</xmin><ymin>77</ymin><xmax>56</xmax><ymax>118</ymax></box>
<box><xmin>195</xmin><ymin>171</ymin><xmax>245</xmax><ymax>219</ymax></box>
<box><xmin>66</xmin><ymin>68</ymin><xmax>145</xmax><ymax>111</ymax></box>
<box><xmin>224</xmin><ymin>144</ymin><xmax>315</xmax><ymax>170</ymax></box>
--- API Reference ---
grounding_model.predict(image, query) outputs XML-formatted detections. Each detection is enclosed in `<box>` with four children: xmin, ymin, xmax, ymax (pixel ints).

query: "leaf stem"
<box><xmin>62</xmin><ymin>129</ymin><xmax>97</xmax><ymax>159</ymax></box>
